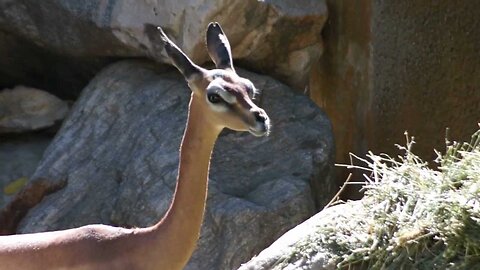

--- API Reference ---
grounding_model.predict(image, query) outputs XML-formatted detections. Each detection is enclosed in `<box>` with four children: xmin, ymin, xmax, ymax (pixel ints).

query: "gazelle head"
<box><xmin>145</xmin><ymin>22</ymin><xmax>270</xmax><ymax>137</ymax></box>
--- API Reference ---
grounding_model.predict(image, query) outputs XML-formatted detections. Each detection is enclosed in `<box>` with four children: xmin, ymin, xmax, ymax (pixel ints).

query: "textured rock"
<box><xmin>0</xmin><ymin>0</ymin><xmax>327</xmax><ymax>92</ymax></box>
<box><xmin>369</xmin><ymin>1</ymin><xmax>480</xmax><ymax>160</ymax></box>
<box><xmin>238</xmin><ymin>202</ymin><xmax>362</xmax><ymax>270</ymax></box>
<box><xmin>0</xmin><ymin>29</ymin><xmax>113</xmax><ymax>99</ymax></box>
<box><xmin>0</xmin><ymin>135</ymin><xmax>52</xmax><ymax>211</ymax></box>
<box><xmin>4</xmin><ymin>60</ymin><xmax>334</xmax><ymax>269</ymax></box>
<box><xmin>0</xmin><ymin>86</ymin><xmax>69</xmax><ymax>133</ymax></box>
<box><xmin>309</xmin><ymin>1</ymin><xmax>480</xmax><ymax>192</ymax></box>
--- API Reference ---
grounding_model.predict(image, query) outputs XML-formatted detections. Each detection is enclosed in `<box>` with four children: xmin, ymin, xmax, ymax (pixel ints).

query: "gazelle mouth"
<box><xmin>248</xmin><ymin>115</ymin><xmax>271</xmax><ymax>137</ymax></box>
<box><xmin>249</xmin><ymin>125</ymin><xmax>270</xmax><ymax>137</ymax></box>
<box><xmin>249</xmin><ymin>128</ymin><xmax>267</xmax><ymax>137</ymax></box>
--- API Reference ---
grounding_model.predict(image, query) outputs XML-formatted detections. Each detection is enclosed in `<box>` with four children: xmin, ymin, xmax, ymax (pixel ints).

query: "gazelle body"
<box><xmin>0</xmin><ymin>22</ymin><xmax>270</xmax><ymax>270</ymax></box>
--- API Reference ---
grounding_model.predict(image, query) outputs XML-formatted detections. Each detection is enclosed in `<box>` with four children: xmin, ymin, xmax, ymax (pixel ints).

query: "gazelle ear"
<box><xmin>206</xmin><ymin>22</ymin><xmax>235</xmax><ymax>71</ymax></box>
<box><xmin>144</xmin><ymin>24</ymin><xmax>204</xmax><ymax>81</ymax></box>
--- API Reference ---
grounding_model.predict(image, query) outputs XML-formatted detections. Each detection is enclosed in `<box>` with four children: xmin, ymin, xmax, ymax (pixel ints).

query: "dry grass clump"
<box><xmin>297</xmin><ymin>128</ymin><xmax>480</xmax><ymax>269</ymax></box>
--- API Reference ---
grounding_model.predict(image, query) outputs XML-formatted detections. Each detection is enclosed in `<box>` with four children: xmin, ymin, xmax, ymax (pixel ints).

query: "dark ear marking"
<box><xmin>206</xmin><ymin>22</ymin><xmax>235</xmax><ymax>71</ymax></box>
<box><xmin>144</xmin><ymin>23</ymin><xmax>203</xmax><ymax>80</ymax></box>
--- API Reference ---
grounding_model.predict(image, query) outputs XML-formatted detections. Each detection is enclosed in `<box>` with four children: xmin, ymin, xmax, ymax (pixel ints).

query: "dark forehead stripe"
<box><xmin>224</xmin><ymin>76</ymin><xmax>255</xmax><ymax>96</ymax></box>
<box><xmin>223</xmin><ymin>81</ymin><xmax>248</xmax><ymax>95</ymax></box>
<box><xmin>210</xmin><ymin>72</ymin><xmax>251</xmax><ymax>104</ymax></box>
<box><xmin>224</xmin><ymin>83</ymin><xmax>252</xmax><ymax>107</ymax></box>
<box><xmin>211</xmin><ymin>72</ymin><xmax>235</xmax><ymax>84</ymax></box>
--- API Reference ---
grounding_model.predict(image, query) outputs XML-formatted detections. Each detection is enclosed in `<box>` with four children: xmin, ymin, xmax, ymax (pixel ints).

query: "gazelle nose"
<box><xmin>249</xmin><ymin>108</ymin><xmax>270</xmax><ymax>137</ymax></box>
<box><xmin>253</xmin><ymin>110</ymin><xmax>267</xmax><ymax>123</ymax></box>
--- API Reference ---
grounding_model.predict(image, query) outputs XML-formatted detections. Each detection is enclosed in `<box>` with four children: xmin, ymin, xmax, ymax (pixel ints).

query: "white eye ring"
<box><xmin>217</xmin><ymin>90</ymin><xmax>237</xmax><ymax>104</ymax></box>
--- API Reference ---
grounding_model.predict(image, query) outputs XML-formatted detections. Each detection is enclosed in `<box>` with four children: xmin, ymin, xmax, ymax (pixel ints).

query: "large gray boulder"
<box><xmin>1</xmin><ymin>60</ymin><xmax>334</xmax><ymax>269</ymax></box>
<box><xmin>0</xmin><ymin>0</ymin><xmax>327</xmax><ymax>93</ymax></box>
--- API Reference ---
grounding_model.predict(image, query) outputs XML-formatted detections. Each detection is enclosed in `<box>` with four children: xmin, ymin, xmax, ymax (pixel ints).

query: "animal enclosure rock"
<box><xmin>9</xmin><ymin>60</ymin><xmax>334</xmax><ymax>270</ymax></box>
<box><xmin>309</xmin><ymin>0</ymin><xmax>480</xmax><ymax>189</ymax></box>
<box><xmin>0</xmin><ymin>135</ymin><xmax>51</xmax><ymax>212</ymax></box>
<box><xmin>0</xmin><ymin>0</ymin><xmax>327</xmax><ymax>94</ymax></box>
<box><xmin>237</xmin><ymin>202</ymin><xmax>362</xmax><ymax>270</ymax></box>
<box><xmin>0</xmin><ymin>86</ymin><xmax>68</xmax><ymax>133</ymax></box>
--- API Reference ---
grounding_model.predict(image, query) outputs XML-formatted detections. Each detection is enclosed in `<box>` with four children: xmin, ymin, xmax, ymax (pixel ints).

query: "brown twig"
<box><xmin>323</xmin><ymin>173</ymin><xmax>353</xmax><ymax>210</ymax></box>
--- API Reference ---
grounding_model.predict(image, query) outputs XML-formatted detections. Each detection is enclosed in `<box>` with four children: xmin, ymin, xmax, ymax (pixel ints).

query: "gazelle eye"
<box><xmin>207</xmin><ymin>93</ymin><xmax>223</xmax><ymax>104</ymax></box>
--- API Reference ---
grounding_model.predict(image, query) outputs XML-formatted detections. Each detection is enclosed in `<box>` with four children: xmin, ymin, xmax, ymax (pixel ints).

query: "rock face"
<box><xmin>309</xmin><ymin>0</ymin><xmax>480</xmax><ymax>190</ymax></box>
<box><xmin>0</xmin><ymin>86</ymin><xmax>69</xmax><ymax>133</ymax></box>
<box><xmin>0</xmin><ymin>135</ymin><xmax>52</xmax><ymax>211</ymax></box>
<box><xmin>3</xmin><ymin>60</ymin><xmax>335</xmax><ymax>269</ymax></box>
<box><xmin>238</xmin><ymin>203</ymin><xmax>362</xmax><ymax>270</ymax></box>
<box><xmin>0</xmin><ymin>0</ymin><xmax>327</xmax><ymax>94</ymax></box>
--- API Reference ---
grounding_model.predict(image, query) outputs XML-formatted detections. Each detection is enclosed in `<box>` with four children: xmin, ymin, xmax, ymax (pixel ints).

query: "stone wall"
<box><xmin>371</xmin><ymin>1</ymin><xmax>480</xmax><ymax>159</ymax></box>
<box><xmin>310</xmin><ymin>1</ymin><xmax>480</xmax><ymax>193</ymax></box>
<box><xmin>309</xmin><ymin>0</ymin><xmax>372</xmax><ymax>196</ymax></box>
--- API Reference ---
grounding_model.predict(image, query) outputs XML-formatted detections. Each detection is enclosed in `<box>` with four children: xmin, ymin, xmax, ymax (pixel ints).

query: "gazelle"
<box><xmin>0</xmin><ymin>22</ymin><xmax>270</xmax><ymax>270</ymax></box>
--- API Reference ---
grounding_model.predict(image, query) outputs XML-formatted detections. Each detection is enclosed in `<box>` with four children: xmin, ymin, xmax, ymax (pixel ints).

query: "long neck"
<box><xmin>148</xmin><ymin>94</ymin><xmax>220</xmax><ymax>267</ymax></box>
